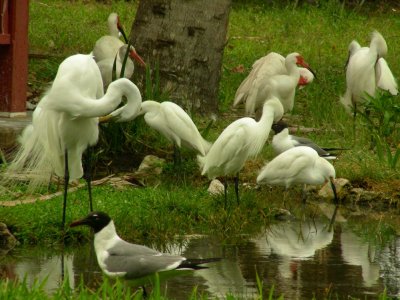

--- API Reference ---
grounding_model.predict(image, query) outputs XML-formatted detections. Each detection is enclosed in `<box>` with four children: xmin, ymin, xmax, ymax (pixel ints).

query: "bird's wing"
<box><xmin>233</xmin><ymin>53</ymin><xmax>285</xmax><ymax>107</ymax></box>
<box><xmin>162</xmin><ymin>103</ymin><xmax>204</xmax><ymax>150</ymax></box>
<box><xmin>375</xmin><ymin>58</ymin><xmax>398</xmax><ymax>95</ymax></box>
<box><xmin>105</xmin><ymin>253</ymin><xmax>185</xmax><ymax>279</ymax></box>
<box><xmin>257</xmin><ymin>148</ymin><xmax>315</xmax><ymax>185</ymax></box>
<box><xmin>202</xmin><ymin>119</ymin><xmax>252</xmax><ymax>177</ymax></box>
<box><xmin>290</xmin><ymin>135</ymin><xmax>330</xmax><ymax>156</ymax></box>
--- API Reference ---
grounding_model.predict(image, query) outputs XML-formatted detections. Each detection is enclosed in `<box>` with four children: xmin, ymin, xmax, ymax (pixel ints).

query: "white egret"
<box><xmin>92</xmin><ymin>13</ymin><xmax>145</xmax><ymax>87</ymax></box>
<box><xmin>198</xmin><ymin>97</ymin><xmax>284</xmax><ymax>206</ymax></box>
<box><xmin>271</xmin><ymin>122</ymin><xmax>338</xmax><ymax>160</ymax></box>
<box><xmin>233</xmin><ymin>52</ymin><xmax>315</xmax><ymax>114</ymax></box>
<box><xmin>341</xmin><ymin>31</ymin><xmax>398</xmax><ymax>117</ymax></box>
<box><xmin>70</xmin><ymin>211</ymin><xmax>220</xmax><ymax>295</ymax></box>
<box><xmin>256</xmin><ymin>146</ymin><xmax>338</xmax><ymax>213</ymax></box>
<box><xmin>4</xmin><ymin>54</ymin><xmax>143</xmax><ymax>230</ymax></box>
<box><xmin>92</xmin><ymin>13</ymin><xmax>128</xmax><ymax>61</ymax></box>
<box><xmin>136</xmin><ymin>100</ymin><xmax>211</xmax><ymax>163</ymax></box>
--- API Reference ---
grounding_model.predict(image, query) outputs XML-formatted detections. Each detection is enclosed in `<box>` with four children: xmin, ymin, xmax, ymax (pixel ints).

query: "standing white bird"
<box><xmin>3</xmin><ymin>54</ymin><xmax>143</xmax><ymax>230</ymax></box>
<box><xmin>233</xmin><ymin>52</ymin><xmax>315</xmax><ymax>114</ymax></box>
<box><xmin>92</xmin><ymin>13</ymin><xmax>128</xmax><ymax>61</ymax></box>
<box><xmin>341</xmin><ymin>31</ymin><xmax>398</xmax><ymax>117</ymax></box>
<box><xmin>257</xmin><ymin>146</ymin><xmax>338</xmax><ymax>212</ymax></box>
<box><xmin>70</xmin><ymin>211</ymin><xmax>221</xmax><ymax>294</ymax></box>
<box><xmin>198</xmin><ymin>97</ymin><xmax>284</xmax><ymax>206</ymax></box>
<box><xmin>271</xmin><ymin>122</ymin><xmax>338</xmax><ymax>160</ymax></box>
<box><xmin>137</xmin><ymin>100</ymin><xmax>211</xmax><ymax>163</ymax></box>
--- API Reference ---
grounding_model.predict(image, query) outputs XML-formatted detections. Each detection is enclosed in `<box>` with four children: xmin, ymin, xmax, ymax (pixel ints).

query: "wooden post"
<box><xmin>0</xmin><ymin>0</ymin><xmax>29</xmax><ymax>117</ymax></box>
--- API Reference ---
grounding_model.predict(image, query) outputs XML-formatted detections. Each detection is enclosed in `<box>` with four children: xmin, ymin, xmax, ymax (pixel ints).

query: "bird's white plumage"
<box><xmin>257</xmin><ymin>146</ymin><xmax>335</xmax><ymax>189</ymax></box>
<box><xmin>139</xmin><ymin>100</ymin><xmax>211</xmax><ymax>155</ymax></box>
<box><xmin>341</xmin><ymin>31</ymin><xmax>398</xmax><ymax>113</ymax></box>
<box><xmin>4</xmin><ymin>54</ymin><xmax>142</xmax><ymax>189</ymax></box>
<box><xmin>199</xmin><ymin>97</ymin><xmax>284</xmax><ymax>179</ymax></box>
<box><xmin>96</xmin><ymin>44</ymin><xmax>135</xmax><ymax>88</ymax></box>
<box><xmin>92</xmin><ymin>13</ymin><xmax>124</xmax><ymax>62</ymax></box>
<box><xmin>233</xmin><ymin>52</ymin><xmax>314</xmax><ymax>114</ymax></box>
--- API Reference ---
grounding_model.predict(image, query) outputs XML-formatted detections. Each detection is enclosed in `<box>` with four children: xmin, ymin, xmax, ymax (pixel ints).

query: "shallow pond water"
<box><xmin>1</xmin><ymin>215</ymin><xmax>400</xmax><ymax>299</ymax></box>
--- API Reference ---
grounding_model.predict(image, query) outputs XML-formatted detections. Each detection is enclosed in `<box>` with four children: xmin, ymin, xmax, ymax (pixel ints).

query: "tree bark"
<box><xmin>130</xmin><ymin>0</ymin><xmax>231</xmax><ymax>114</ymax></box>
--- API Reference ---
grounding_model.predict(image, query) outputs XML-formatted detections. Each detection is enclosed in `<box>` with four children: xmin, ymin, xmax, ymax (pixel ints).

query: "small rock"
<box><xmin>208</xmin><ymin>179</ymin><xmax>224</xmax><ymax>195</ymax></box>
<box><xmin>137</xmin><ymin>155</ymin><xmax>166</xmax><ymax>174</ymax></box>
<box><xmin>318</xmin><ymin>178</ymin><xmax>351</xmax><ymax>199</ymax></box>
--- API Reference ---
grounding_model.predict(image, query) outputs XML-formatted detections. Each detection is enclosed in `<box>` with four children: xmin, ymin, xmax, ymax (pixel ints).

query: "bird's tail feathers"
<box><xmin>322</xmin><ymin>147</ymin><xmax>351</xmax><ymax>152</ymax></box>
<box><xmin>179</xmin><ymin>257</ymin><xmax>222</xmax><ymax>270</ymax></box>
<box><xmin>1</xmin><ymin>125</ymin><xmax>53</xmax><ymax>193</ymax></box>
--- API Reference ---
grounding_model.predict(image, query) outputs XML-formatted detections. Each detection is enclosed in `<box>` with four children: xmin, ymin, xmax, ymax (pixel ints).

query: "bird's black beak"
<box><xmin>298</xmin><ymin>59</ymin><xmax>317</xmax><ymax>80</ymax></box>
<box><xmin>70</xmin><ymin>217</ymin><xmax>89</xmax><ymax>228</ymax></box>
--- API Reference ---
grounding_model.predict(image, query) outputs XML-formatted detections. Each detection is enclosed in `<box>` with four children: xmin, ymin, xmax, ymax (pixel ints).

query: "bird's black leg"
<box><xmin>62</xmin><ymin>150</ymin><xmax>69</xmax><ymax>232</ymax></box>
<box><xmin>301</xmin><ymin>184</ymin><xmax>308</xmax><ymax>205</ymax></box>
<box><xmin>83</xmin><ymin>147</ymin><xmax>93</xmax><ymax>212</ymax></box>
<box><xmin>173</xmin><ymin>144</ymin><xmax>181</xmax><ymax>167</ymax></box>
<box><xmin>352</xmin><ymin>101</ymin><xmax>357</xmax><ymax>143</ymax></box>
<box><xmin>141</xmin><ymin>286</ymin><xmax>148</xmax><ymax>299</ymax></box>
<box><xmin>234</xmin><ymin>173</ymin><xmax>240</xmax><ymax>205</ymax></box>
<box><xmin>223</xmin><ymin>176</ymin><xmax>228</xmax><ymax>210</ymax></box>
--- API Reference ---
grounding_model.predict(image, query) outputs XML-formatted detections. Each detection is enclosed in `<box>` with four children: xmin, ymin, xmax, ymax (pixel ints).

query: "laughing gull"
<box><xmin>271</xmin><ymin>122</ymin><xmax>346</xmax><ymax>160</ymax></box>
<box><xmin>70</xmin><ymin>211</ymin><xmax>221</xmax><ymax>285</ymax></box>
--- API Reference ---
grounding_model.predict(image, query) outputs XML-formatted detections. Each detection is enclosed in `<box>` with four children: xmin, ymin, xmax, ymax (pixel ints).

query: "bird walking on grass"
<box><xmin>198</xmin><ymin>97</ymin><xmax>284</xmax><ymax>207</ymax></box>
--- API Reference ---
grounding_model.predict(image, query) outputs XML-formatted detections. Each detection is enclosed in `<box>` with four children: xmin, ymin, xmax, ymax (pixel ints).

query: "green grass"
<box><xmin>2</xmin><ymin>1</ymin><xmax>400</xmax><ymax>298</ymax></box>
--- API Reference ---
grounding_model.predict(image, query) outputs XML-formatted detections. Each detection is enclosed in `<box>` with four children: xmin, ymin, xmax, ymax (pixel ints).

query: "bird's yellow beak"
<box><xmin>99</xmin><ymin>114</ymin><xmax>113</xmax><ymax>123</ymax></box>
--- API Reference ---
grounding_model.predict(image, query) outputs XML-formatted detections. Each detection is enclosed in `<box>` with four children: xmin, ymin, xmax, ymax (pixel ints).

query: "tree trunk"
<box><xmin>130</xmin><ymin>0</ymin><xmax>231</xmax><ymax>114</ymax></box>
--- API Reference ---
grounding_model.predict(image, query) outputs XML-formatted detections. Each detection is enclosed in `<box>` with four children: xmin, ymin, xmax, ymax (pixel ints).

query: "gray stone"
<box><xmin>207</xmin><ymin>179</ymin><xmax>224</xmax><ymax>195</ymax></box>
<box><xmin>318</xmin><ymin>178</ymin><xmax>351</xmax><ymax>199</ymax></box>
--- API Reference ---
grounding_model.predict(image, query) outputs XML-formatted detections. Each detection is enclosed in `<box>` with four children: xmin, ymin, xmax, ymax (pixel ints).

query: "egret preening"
<box><xmin>3</xmin><ymin>54</ymin><xmax>143</xmax><ymax>230</ymax></box>
<box><xmin>271</xmin><ymin>122</ymin><xmax>338</xmax><ymax>160</ymax></box>
<box><xmin>341</xmin><ymin>31</ymin><xmax>398</xmax><ymax>118</ymax></box>
<box><xmin>198</xmin><ymin>97</ymin><xmax>284</xmax><ymax>207</ymax></box>
<box><xmin>137</xmin><ymin>100</ymin><xmax>212</xmax><ymax>163</ymax></box>
<box><xmin>70</xmin><ymin>211</ymin><xmax>221</xmax><ymax>294</ymax></box>
<box><xmin>233</xmin><ymin>52</ymin><xmax>316</xmax><ymax>115</ymax></box>
<box><xmin>256</xmin><ymin>146</ymin><xmax>338</xmax><ymax>215</ymax></box>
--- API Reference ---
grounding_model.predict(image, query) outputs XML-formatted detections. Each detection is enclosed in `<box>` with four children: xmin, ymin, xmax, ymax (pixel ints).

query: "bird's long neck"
<box><xmin>256</xmin><ymin>102</ymin><xmax>277</xmax><ymax>144</ymax></box>
<box><xmin>286</xmin><ymin>60</ymin><xmax>301</xmax><ymax>81</ymax></box>
<box><xmin>84</xmin><ymin>78</ymin><xmax>137</xmax><ymax>118</ymax></box>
